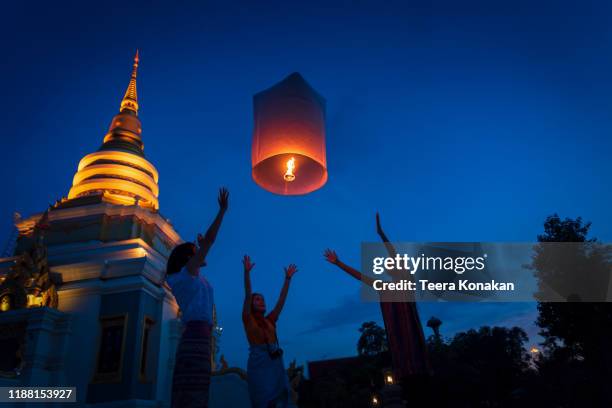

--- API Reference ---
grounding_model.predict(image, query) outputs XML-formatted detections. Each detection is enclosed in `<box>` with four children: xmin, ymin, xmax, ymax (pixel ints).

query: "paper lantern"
<box><xmin>251</xmin><ymin>72</ymin><xmax>328</xmax><ymax>195</ymax></box>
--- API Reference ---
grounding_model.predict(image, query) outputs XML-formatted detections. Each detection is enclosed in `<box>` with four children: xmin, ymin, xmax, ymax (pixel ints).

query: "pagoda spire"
<box><xmin>120</xmin><ymin>50</ymin><xmax>139</xmax><ymax>114</ymax></box>
<box><xmin>67</xmin><ymin>49</ymin><xmax>160</xmax><ymax>210</ymax></box>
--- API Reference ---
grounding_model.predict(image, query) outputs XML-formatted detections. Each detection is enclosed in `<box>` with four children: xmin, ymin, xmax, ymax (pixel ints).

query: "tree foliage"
<box><xmin>425</xmin><ymin>325</ymin><xmax>533</xmax><ymax>406</ymax></box>
<box><xmin>532</xmin><ymin>214</ymin><xmax>612</xmax><ymax>406</ymax></box>
<box><xmin>357</xmin><ymin>321</ymin><xmax>388</xmax><ymax>357</ymax></box>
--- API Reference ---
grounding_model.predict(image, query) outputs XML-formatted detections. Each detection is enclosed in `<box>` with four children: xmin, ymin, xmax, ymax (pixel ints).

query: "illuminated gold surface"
<box><xmin>68</xmin><ymin>179</ymin><xmax>158</xmax><ymax>209</ymax></box>
<box><xmin>120</xmin><ymin>50</ymin><xmax>139</xmax><ymax>113</ymax></box>
<box><xmin>103</xmin><ymin>191</ymin><xmax>145</xmax><ymax>207</ymax></box>
<box><xmin>72</xmin><ymin>164</ymin><xmax>159</xmax><ymax>196</ymax></box>
<box><xmin>66</xmin><ymin>53</ymin><xmax>162</xmax><ymax>210</ymax></box>
<box><xmin>0</xmin><ymin>295</ymin><xmax>9</xmax><ymax>312</ymax></box>
<box><xmin>76</xmin><ymin>151</ymin><xmax>159</xmax><ymax>181</ymax></box>
<box><xmin>27</xmin><ymin>294</ymin><xmax>43</xmax><ymax>308</ymax></box>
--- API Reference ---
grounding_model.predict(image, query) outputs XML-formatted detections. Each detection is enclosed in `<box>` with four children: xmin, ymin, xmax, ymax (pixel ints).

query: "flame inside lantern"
<box><xmin>284</xmin><ymin>157</ymin><xmax>296</xmax><ymax>181</ymax></box>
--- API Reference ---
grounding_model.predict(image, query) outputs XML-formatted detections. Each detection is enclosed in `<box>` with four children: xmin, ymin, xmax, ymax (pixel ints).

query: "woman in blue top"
<box><xmin>166</xmin><ymin>188</ymin><xmax>229</xmax><ymax>408</ymax></box>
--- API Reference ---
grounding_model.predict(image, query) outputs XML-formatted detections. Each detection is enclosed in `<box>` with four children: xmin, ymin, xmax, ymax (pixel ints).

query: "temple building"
<box><xmin>0</xmin><ymin>52</ymin><xmax>249</xmax><ymax>407</ymax></box>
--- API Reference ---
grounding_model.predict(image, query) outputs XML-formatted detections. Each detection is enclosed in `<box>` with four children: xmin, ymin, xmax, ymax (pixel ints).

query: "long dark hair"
<box><xmin>166</xmin><ymin>242</ymin><xmax>196</xmax><ymax>276</ymax></box>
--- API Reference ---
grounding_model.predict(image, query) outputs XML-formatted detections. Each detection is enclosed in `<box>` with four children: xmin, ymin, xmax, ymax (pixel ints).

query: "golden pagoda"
<box><xmin>0</xmin><ymin>50</ymin><xmax>252</xmax><ymax>407</ymax></box>
<box><xmin>67</xmin><ymin>50</ymin><xmax>160</xmax><ymax>210</ymax></box>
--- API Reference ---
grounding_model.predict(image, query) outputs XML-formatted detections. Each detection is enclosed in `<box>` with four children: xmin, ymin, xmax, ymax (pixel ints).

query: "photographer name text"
<box><xmin>370</xmin><ymin>253</ymin><xmax>515</xmax><ymax>292</ymax></box>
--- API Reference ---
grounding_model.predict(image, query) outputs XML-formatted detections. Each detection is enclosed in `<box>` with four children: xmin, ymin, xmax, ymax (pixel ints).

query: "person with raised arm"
<box><xmin>324</xmin><ymin>213</ymin><xmax>431</xmax><ymax>384</ymax></box>
<box><xmin>242</xmin><ymin>254</ymin><xmax>297</xmax><ymax>408</ymax></box>
<box><xmin>165</xmin><ymin>188</ymin><xmax>229</xmax><ymax>408</ymax></box>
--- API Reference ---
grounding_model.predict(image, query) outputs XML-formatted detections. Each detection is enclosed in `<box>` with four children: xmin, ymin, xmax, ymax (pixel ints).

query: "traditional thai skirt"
<box><xmin>172</xmin><ymin>321</ymin><xmax>212</xmax><ymax>408</ymax></box>
<box><xmin>380</xmin><ymin>301</ymin><xmax>432</xmax><ymax>379</ymax></box>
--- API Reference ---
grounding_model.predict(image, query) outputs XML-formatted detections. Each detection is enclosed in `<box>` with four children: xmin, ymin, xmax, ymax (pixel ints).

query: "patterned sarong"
<box><xmin>380</xmin><ymin>301</ymin><xmax>432</xmax><ymax>379</ymax></box>
<box><xmin>247</xmin><ymin>344</ymin><xmax>289</xmax><ymax>408</ymax></box>
<box><xmin>172</xmin><ymin>321</ymin><xmax>212</xmax><ymax>408</ymax></box>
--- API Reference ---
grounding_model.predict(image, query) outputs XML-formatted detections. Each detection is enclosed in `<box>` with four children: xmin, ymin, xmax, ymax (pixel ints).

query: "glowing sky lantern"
<box><xmin>251</xmin><ymin>72</ymin><xmax>328</xmax><ymax>195</ymax></box>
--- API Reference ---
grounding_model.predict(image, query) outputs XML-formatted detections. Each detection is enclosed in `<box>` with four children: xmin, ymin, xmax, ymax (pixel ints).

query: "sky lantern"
<box><xmin>251</xmin><ymin>72</ymin><xmax>328</xmax><ymax>195</ymax></box>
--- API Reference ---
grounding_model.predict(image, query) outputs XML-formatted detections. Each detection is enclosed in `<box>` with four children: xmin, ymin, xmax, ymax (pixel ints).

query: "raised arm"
<box><xmin>376</xmin><ymin>213</ymin><xmax>407</xmax><ymax>281</ymax></box>
<box><xmin>376</xmin><ymin>212</ymin><xmax>397</xmax><ymax>258</ymax></box>
<box><xmin>324</xmin><ymin>249</ymin><xmax>375</xmax><ymax>286</ymax></box>
<box><xmin>268</xmin><ymin>264</ymin><xmax>298</xmax><ymax>322</ymax></box>
<box><xmin>186</xmin><ymin>188</ymin><xmax>229</xmax><ymax>275</ymax></box>
<box><xmin>201</xmin><ymin>188</ymin><xmax>229</xmax><ymax>258</ymax></box>
<box><xmin>242</xmin><ymin>255</ymin><xmax>255</xmax><ymax>321</ymax></box>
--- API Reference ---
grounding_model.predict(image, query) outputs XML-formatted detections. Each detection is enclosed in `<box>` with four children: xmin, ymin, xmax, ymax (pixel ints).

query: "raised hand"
<box><xmin>243</xmin><ymin>255</ymin><xmax>255</xmax><ymax>273</ymax></box>
<box><xmin>218</xmin><ymin>187</ymin><xmax>229</xmax><ymax>212</ymax></box>
<box><xmin>284</xmin><ymin>264</ymin><xmax>298</xmax><ymax>279</ymax></box>
<box><xmin>324</xmin><ymin>249</ymin><xmax>339</xmax><ymax>264</ymax></box>
<box><xmin>376</xmin><ymin>212</ymin><xmax>384</xmax><ymax>237</ymax></box>
<box><xmin>269</xmin><ymin>263</ymin><xmax>297</xmax><ymax>321</ymax></box>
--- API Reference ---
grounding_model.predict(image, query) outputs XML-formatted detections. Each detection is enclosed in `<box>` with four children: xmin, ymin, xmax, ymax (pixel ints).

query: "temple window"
<box><xmin>139</xmin><ymin>316</ymin><xmax>154</xmax><ymax>381</ymax></box>
<box><xmin>93</xmin><ymin>314</ymin><xmax>128</xmax><ymax>382</ymax></box>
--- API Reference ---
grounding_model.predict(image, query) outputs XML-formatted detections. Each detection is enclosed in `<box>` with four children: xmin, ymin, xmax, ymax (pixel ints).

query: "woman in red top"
<box><xmin>324</xmin><ymin>213</ymin><xmax>431</xmax><ymax>382</ymax></box>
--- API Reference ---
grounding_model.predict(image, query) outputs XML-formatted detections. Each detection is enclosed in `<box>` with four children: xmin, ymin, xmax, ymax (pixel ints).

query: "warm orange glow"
<box><xmin>76</xmin><ymin>151</ymin><xmax>158</xmax><ymax>182</ymax></box>
<box><xmin>69</xmin><ymin>151</ymin><xmax>160</xmax><ymax>209</ymax></box>
<box><xmin>120</xmin><ymin>50</ymin><xmax>139</xmax><ymax>113</ymax></box>
<box><xmin>72</xmin><ymin>164</ymin><xmax>159</xmax><ymax>196</ymax></box>
<box><xmin>0</xmin><ymin>295</ymin><xmax>10</xmax><ymax>312</ymax></box>
<box><xmin>252</xmin><ymin>72</ymin><xmax>327</xmax><ymax>195</ymax></box>
<box><xmin>371</xmin><ymin>395</ymin><xmax>379</xmax><ymax>406</ymax></box>
<box><xmin>27</xmin><ymin>294</ymin><xmax>43</xmax><ymax>308</ymax></box>
<box><xmin>385</xmin><ymin>374</ymin><xmax>394</xmax><ymax>384</ymax></box>
<box><xmin>284</xmin><ymin>157</ymin><xmax>296</xmax><ymax>181</ymax></box>
<box><xmin>530</xmin><ymin>346</ymin><xmax>540</xmax><ymax>354</ymax></box>
<box><xmin>103</xmin><ymin>192</ymin><xmax>143</xmax><ymax>207</ymax></box>
<box><xmin>68</xmin><ymin>179</ymin><xmax>158</xmax><ymax>209</ymax></box>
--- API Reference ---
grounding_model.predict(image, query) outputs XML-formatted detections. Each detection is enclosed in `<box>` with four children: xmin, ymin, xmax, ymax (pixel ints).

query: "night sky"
<box><xmin>1</xmin><ymin>1</ymin><xmax>611</xmax><ymax>369</ymax></box>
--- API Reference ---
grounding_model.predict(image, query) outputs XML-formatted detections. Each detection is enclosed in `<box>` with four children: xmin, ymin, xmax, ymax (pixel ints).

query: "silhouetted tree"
<box><xmin>532</xmin><ymin>214</ymin><xmax>612</xmax><ymax>407</ymax></box>
<box><xmin>299</xmin><ymin>323</ymin><xmax>390</xmax><ymax>408</ymax></box>
<box><xmin>426</xmin><ymin>316</ymin><xmax>442</xmax><ymax>339</ymax></box>
<box><xmin>425</xmin><ymin>325</ymin><xmax>532</xmax><ymax>407</ymax></box>
<box><xmin>357</xmin><ymin>321</ymin><xmax>388</xmax><ymax>357</ymax></box>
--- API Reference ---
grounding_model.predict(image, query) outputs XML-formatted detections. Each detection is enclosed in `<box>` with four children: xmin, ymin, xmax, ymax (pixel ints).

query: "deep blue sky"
<box><xmin>1</xmin><ymin>1</ymin><xmax>612</xmax><ymax>369</ymax></box>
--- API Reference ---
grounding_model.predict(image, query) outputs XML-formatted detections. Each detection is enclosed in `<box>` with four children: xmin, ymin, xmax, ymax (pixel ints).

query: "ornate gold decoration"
<box><xmin>0</xmin><ymin>235</ymin><xmax>59</xmax><ymax>312</ymax></box>
<box><xmin>120</xmin><ymin>50</ymin><xmax>139</xmax><ymax>113</ymax></box>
